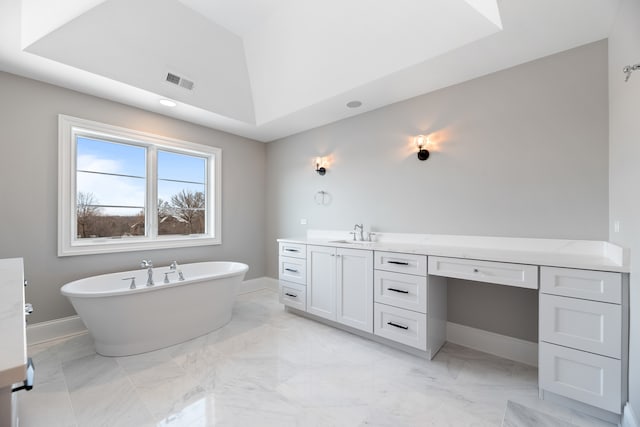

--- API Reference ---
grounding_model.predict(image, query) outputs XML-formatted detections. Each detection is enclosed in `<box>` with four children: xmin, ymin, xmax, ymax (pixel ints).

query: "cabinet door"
<box><xmin>306</xmin><ymin>245</ymin><xmax>336</xmax><ymax>321</ymax></box>
<box><xmin>336</xmin><ymin>248</ymin><xmax>373</xmax><ymax>332</ymax></box>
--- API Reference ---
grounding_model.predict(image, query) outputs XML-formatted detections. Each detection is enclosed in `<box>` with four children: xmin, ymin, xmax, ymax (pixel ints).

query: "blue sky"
<box><xmin>76</xmin><ymin>136</ymin><xmax>206</xmax><ymax>212</ymax></box>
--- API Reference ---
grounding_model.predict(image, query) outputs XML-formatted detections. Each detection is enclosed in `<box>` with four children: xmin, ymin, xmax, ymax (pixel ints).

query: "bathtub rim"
<box><xmin>60</xmin><ymin>261</ymin><xmax>249</xmax><ymax>299</ymax></box>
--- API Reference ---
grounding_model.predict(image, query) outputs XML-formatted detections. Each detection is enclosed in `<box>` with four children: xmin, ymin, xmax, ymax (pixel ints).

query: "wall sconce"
<box><xmin>414</xmin><ymin>135</ymin><xmax>430</xmax><ymax>161</ymax></box>
<box><xmin>315</xmin><ymin>157</ymin><xmax>327</xmax><ymax>175</ymax></box>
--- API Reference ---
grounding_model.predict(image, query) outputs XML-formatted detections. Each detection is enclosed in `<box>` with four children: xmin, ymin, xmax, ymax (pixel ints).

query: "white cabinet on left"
<box><xmin>307</xmin><ymin>245</ymin><xmax>373</xmax><ymax>333</ymax></box>
<box><xmin>278</xmin><ymin>243</ymin><xmax>307</xmax><ymax>311</ymax></box>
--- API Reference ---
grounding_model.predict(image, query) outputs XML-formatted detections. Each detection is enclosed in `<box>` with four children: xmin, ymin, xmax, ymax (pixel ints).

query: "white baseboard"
<box><xmin>26</xmin><ymin>315</ymin><xmax>87</xmax><ymax>345</ymax></box>
<box><xmin>237</xmin><ymin>276</ymin><xmax>279</xmax><ymax>294</ymax></box>
<box><xmin>446</xmin><ymin>322</ymin><xmax>538</xmax><ymax>367</ymax></box>
<box><xmin>623</xmin><ymin>403</ymin><xmax>639</xmax><ymax>427</ymax></box>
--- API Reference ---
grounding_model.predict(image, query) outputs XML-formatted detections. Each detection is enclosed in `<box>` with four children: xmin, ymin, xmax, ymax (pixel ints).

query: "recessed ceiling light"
<box><xmin>159</xmin><ymin>99</ymin><xmax>177</xmax><ymax>107</ymax></box>
<box><xmin>346</xmin><ymin>100</ymin><xmax>362</xmax><ymax>108</ymax></box>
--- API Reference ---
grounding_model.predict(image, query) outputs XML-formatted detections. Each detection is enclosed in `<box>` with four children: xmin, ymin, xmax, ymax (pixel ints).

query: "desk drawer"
<box><xmin>540</xmin><ymin>267</ymin><xmax>621</xmax><ymax>304</ymax></box>
<box><xmin>279</xmin><ymin>282</ymin><xmax>306</xmax><ymax>311</ymax></box>
<box><xmin>278</xmin><ymin>256</ymin><xmax>306</xmax><ymax>285</ymax></box>
<box><xmin>279</xmin><ymin>242</ymin><xmax>306</xmax><ymax>259</ymax></box>
<box><xmin>540</xmin><ymin>342</ymin><xmax>621</xmax><ymax>413</ymax></box>
<box><xmin>374</xmin><ymin>270</ymin><xmax>427</xmax><ymax>313</ymax></box>
<box><xmin>428</xmin><ymin>256</ymin><xmax>538</xmax><ymax>289</ymax></box>
<box><xmin>540</xmin><ymin>294</ymin><xmax>621</xmax><ymax>358</ymax></box>
<box><xmin>374</xmin><ymin>251</ymin><xmax>427</xmax><ymax>276</ymax></box>
<box><xmin>374</xmin><ymin>303</ymin><xmax>426</xmax><ymax>350</ymax></box>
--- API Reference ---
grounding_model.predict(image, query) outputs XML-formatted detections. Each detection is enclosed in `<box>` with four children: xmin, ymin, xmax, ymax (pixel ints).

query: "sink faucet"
<box><xmin>141</xmin><ymin>260</ymin><xmax>154</xmax><ymax>286</ymax></box>
<box><xmin>353</xmin><ymin>224</ymin><xmax>364</xmax><ymax>241</ymax></box>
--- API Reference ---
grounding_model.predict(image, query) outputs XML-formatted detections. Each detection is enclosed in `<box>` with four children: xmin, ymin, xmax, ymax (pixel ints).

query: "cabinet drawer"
<box><xmin>374</xmin><ymin>270</ymin><xmax>427</xmax><ymax>313</ymax></box>
<box><xmin>374</xmin><ymin>251</ymin><xmax>427</xmax><ymax>276</ymax></box>
<box><xmin>279</xmin><ymin>282</ymin><xmax>306</xmax><ymax>311</ymax></box>
<box><xmin>540</xmin><ymin>294</ymin><xmax>621</xmax><ymax>358</ymax></box>
<box><xmin>374</xmin><ymin>303</ymin><xmax>427</xmax><ymax>350</ymax></box>
<box><xmin>540</xmin><ymin>342</ymin><xmax>621</xmax><ymax>413</ymax></box>
<box><xmin>428</xmin><ymin>256</ymin><xmax>538</xmax><ymax>289</ymax></box>
<box><xmin>279</xmin><ymin>242</ymin><xmax>306</xmax><ymax>259</ymax></box>
<box><xmin>278</xmin><ymin>256</ymin><xmax>306</xmax><ymax>285</ymax></box>
<box><xmin>540</xmin><ymin>267</ymin><xmax>621</xmax><ymax>304</ymax></box>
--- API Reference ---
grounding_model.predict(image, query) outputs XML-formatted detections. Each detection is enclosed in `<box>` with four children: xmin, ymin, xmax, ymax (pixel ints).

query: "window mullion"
<box><xmin>147</xmin><ymin>145</ymin><xmax>158</xmax><ymax>239</ymax></box>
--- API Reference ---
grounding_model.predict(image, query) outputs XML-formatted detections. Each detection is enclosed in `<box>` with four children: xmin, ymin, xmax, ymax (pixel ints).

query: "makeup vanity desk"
<box><xmin>277</xmin><ymin>231</ymin><xmax>629</xmax><ymax>421</ymax></box>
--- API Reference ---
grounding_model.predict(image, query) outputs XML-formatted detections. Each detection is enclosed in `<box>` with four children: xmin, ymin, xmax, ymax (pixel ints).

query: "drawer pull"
<box><xmin>387</xmin><ymin>321</ymin><xmax>409</xmax><ymax>330</ymax></box>
<box><xmin>284</xmin><ymin>248</ymin><xmax>299</xmax><ymax>252</ymax></box>
<box><xmin>473</xmin><ymin>268</ymin><xmax>479</xmax><ymax>273</ymax></box>
<box><xmin>284</xmin><ymin>293</ymin><xmax>298</xmax><ymax>298</ymax></box>
<box><xmin>387</xmin><ymin>288</ymin><xmax>409</xmax><ymax>294</ymax></box>
<box><xmin>284</xmin><ymin>268</ymin><xmax>299</xmax><ymax>273</ymax></box>
<box><xmin>387</xmin><ymin>260</ymin><xmax>409</xmax><ymax>266</ymax></box>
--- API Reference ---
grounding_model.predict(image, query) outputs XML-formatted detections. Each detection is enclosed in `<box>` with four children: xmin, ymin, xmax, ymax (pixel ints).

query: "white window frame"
<box><xmin>58</xmin><ymin>115</ymin><xmax>221</xmax><ymax>256</ymax></box>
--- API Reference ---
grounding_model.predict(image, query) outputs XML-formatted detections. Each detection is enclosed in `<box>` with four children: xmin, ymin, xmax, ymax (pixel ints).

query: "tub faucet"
<box><xmin>354</xmin><ymin>224</ymin><xmax>364</xmax><ymax>241</ymax></box>
<box><xmin>141</xmin><ymin>260</ymin><xmax>154</xmax><ymax>286</ymax></box>
<box><xmin>170</xmin><ymin>261</ymin><xmax>185</xmax><ymax>281</ymax></box>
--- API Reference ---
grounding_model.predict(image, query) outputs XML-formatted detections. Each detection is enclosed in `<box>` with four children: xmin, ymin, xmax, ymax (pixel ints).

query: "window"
<box><xmin>58</xmin><ymin>115</ymin><xmax>221</xmax><ymax>256</ymax></box>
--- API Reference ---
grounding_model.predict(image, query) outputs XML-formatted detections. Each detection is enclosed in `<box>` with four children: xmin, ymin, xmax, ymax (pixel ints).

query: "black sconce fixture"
<box><xmin>414</xmin><ymin>135</ymin><xmax>430</xmax><ymax>161</ymax></box>
<box><xmin>315</xmin><ymin>157</ymin><xmax>327</xmax><ymax>175</ymax></box>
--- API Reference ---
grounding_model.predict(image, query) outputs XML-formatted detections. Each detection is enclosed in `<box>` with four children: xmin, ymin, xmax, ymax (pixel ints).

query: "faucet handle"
<box><xmin>122</xmin><ymin>276</ymin><xmax>136</xmax><ymax>289</ymax></box>
<box><xmin>163</xmin><ymin>271</ymin><xmax>176</xmax><ymax>284</ymax></box>
<box><xmin>349</xmin><ymin>231</ymin><xmax>357</xmax><ymax>241</ymax></box>
<box><xmin>170</xmin><ymin>261</ymin><xmax>179</xmax><ymax>270</ymax></box>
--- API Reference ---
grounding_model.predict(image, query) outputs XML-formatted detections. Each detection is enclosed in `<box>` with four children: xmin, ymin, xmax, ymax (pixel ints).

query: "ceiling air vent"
<box><xmin>165</xmin><ymin>72</ymin><xmax>194</xmax><ymax>91</ymax></box>
<box><xmin>179</xmin><ymin>79</ymin><xmax>194</xmax><ymax>90</ymax></box>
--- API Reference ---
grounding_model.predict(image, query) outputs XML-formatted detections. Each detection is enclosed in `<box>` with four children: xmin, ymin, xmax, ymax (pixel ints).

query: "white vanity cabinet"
<box><xmin>373</xmin><ymin>251</ymin><xmax>428</xmax><ymax>350</ymax></box>
<box><xmin>278</xmin><ymin>242</ymin><xmax>307</xmax><ymax>311</ymax></box>
<box><xmin>372</xmin><ymin>251</ymin><xmax>447</xmax><ymax>357</ymax></box>
<box><xmin>307</xmin><ymin>245</ymin><xmax>373</xmax><ymax>333</ymax></box>
<box><xmin>539</xmin><ymin>266</ymin><xmax>628</xmax><ymax>414</ymax></box>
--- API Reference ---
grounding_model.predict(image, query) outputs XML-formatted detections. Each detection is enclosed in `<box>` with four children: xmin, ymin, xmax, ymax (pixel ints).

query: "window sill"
<box><xmin>58</xmin><ymin>235</ymin><xmax>221</xmax><ymax>257</ymax></box>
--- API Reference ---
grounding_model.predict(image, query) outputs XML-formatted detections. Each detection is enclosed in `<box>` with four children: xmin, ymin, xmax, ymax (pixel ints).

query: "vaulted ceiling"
<box><xmin>0</xmin><ymin>0</ymin><xmax>620</xmax><ymax>141</ymax></box>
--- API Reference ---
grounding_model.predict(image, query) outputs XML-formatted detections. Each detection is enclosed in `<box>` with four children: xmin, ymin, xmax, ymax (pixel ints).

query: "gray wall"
<box><xmin>608</xmin><ymin>0</ymin><xmax>640</xmax><ymax>418</ymax></box>
<box><xmin>266</xmin><ymin>41</ymin><xmax>609</xmax><ymax>342</ymax></box>
<box><xmin>0</xmin><ymin>71</ymin><xmax>267</xmax><ymax>324</ymax></box>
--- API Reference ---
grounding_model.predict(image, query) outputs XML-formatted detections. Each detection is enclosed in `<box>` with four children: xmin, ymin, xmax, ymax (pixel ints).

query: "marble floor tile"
<box><xmin>18</xmin><ymin>289</ymin><xmax>618</xmax><ymax>427</ymax></box>
<box><xmin>502</xmin><ymin>401</ymin><xmax>577</xmax><ymax>427</ymax></box>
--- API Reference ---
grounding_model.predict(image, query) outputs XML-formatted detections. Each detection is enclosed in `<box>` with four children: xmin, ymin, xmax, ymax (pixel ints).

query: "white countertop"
<box><xmin>278</xmin><ymin>231</ymin><xmax>629</xmax><ymax>273</ymax></box>
<box><xmin>0</xmin><ymin>258</ymin><xmax>26</xmax><ymax>387</ymax></box>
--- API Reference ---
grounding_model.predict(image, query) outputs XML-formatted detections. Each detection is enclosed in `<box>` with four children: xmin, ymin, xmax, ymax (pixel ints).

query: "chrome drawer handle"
<box><xmin>284</xmin><ymin>268</ymin><xmax>299</xmax><ymax>273</ymax></box>
<box><xmin>387</xmin><ymin>288</ymin><xmax>409</xmax><ymax>294</ymax></box>
<box><xmin>387</xmin><ymin>260</ymin><xmax>409</xmax><ymax>266</ymax></box>
<box><xmin>284</xmin><ymin>248</ymin><xmax>299</xmax><ymax>252</ymax></box>
<box><xmin>387</xmin><ymin>321</ymin><xmax>409</xmax><ymax>330</ymax></box>
<box><xmin>284</xmin><ymin>293</ymin><xmax>297</xmax><ymax>298</ymax></box>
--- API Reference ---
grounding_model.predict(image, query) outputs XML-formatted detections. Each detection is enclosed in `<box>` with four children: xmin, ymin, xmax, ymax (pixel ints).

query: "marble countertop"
<box><xmin>0</xmin><ymin>258</ymin><xmax>26</xmax><ymax>387</ymax></box>
<box><xmin>278</xmin><ymin>231</ymin><xmax>629</xmax><ymax>273</ymax></box>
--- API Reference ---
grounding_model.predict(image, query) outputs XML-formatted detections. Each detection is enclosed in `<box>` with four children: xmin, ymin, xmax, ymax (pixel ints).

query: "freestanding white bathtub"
<box><xmin>61</xmin><ymin>261</ymin><xmax>249</xmax><ymax>356</ymax></box>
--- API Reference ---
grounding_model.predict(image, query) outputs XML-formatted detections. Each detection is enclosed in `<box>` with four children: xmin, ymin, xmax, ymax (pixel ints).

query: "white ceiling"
<box><xmin>0</xmin><ymin>0</ymin><xmax>620</xmax><ymax>142</ymax></box>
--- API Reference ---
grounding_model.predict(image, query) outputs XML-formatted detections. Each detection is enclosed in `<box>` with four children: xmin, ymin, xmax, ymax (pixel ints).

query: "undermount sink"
<box><xmin>329</xmin><ymin>240</ymin><xmax>374</xmax><ymax>245</ymax></box>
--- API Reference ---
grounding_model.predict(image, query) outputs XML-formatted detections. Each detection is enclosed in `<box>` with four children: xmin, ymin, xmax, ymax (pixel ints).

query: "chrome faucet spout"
<box><xmin>353</xmin><ymin>224</ymin><xmax>364</xmax><ymax>241</ymax></box>
<box><xmin>170</xmin><ymin>261</ymin><xmax>185</xmax><ymax>281</ymax></box>
<box><xmin>141</xmin><ymin>260</ymin><xmax>154</xmax><ymax>286</ymax></box>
